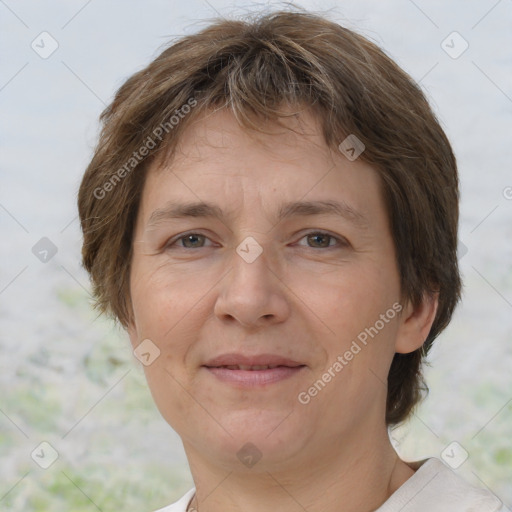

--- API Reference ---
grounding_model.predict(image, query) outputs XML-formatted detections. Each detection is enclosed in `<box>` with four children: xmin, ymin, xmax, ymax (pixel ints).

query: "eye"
<box><xmin>166</xmin><ymin>232</ymin><xmax>213</xmax><ymax>249</ymax></box>
<box><xmin>296</xmin><ymin>231</ymin><xmax>346</xmax><ymax>249</ymax></box>
<box><xmin>165</xmin><ymin>230</ymin><xmax>347</xmax><ymax>251</ymax></box>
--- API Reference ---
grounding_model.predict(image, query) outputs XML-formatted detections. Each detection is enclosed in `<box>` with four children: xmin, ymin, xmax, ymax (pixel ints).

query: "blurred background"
<box><xmin>1</xmin><ymin>0</ymin><xmax>511</xmax><ymax>510</ymax></box>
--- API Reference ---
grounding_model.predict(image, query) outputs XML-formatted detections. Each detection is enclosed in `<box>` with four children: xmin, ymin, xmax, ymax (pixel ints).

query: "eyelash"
<box><xmin>165</xmin><ymin>231</ymin><xmax>347</xmax><ymax>250</ymax></box>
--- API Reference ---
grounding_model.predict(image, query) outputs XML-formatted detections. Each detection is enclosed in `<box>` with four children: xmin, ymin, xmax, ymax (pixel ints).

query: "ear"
<box><xmin>394</xmin><ymin>292</ymin><xmax>439</xmax><ymax>354</ymax></box>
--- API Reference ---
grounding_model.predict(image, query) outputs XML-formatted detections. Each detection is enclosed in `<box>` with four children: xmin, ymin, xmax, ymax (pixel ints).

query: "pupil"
<box><xmin>185</xmin><ymin>235</ymin><xmax>202</xmax><ymax>247</ymax></box>
<box><xmin>311</xmin><ymin>234</ymin><xmax>328</xmax><ymax>247</ymax></box>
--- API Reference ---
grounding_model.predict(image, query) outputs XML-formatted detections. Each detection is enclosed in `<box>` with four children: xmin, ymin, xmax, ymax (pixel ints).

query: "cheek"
<box><xmin>317</xmin><ymin>265</ymin><xmax>393</xmax><ymax>327</ymax></box>
<box><xmin>129</xmin><ymin>263</ymin><xmax>212</xmax><ymax>373</ymax></box>
<box><xmin>130</xmin><ymin>263</ymin><xmax>185</xmax><ymax>333</ymax></box>
<box><xmin>310</xmin><ymin>265</ymin><xmax>399</xmax><ymax>366</ymax></box>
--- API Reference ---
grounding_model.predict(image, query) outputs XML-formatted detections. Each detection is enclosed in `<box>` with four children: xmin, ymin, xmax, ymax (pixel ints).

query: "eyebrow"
<box><xmin>146</xmin><ymin>199</ymin><xmax>368</xmax><ymax>229</ymax></box>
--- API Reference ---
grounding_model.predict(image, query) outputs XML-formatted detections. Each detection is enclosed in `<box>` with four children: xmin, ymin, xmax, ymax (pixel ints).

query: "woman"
<box><xmin>77</xmin><ymin>10</ymin><xmax>505</xmax><ymax>512</ymax></box>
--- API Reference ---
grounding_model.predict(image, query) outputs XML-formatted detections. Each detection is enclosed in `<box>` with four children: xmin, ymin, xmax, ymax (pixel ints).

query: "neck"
<box><xmin>183</xmin><ymin>426</ymin><xmax>414</xmax><ymax>512</ymax></box>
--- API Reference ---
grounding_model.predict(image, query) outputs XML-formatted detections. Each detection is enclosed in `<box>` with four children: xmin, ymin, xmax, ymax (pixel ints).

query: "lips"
<box><xmin>217</xmin><ymin>364</ymin><xmax>282</xmax><ymax>371</ymax></box>
<box><xmin>203</xmin><ymin>353</ymin><xmax>306</xmax><ymax>387</ymax></box>
<box><xmin>203</xmin><ymin>353</ymin><xmax>304</xmax><ymax>369</ymax></box>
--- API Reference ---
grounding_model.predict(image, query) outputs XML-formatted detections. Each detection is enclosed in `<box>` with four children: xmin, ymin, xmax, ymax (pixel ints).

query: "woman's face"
<box><xmin>127</xmin><ymin>107</ymin><xmax>421</xmax><ymax>471</ymax></box>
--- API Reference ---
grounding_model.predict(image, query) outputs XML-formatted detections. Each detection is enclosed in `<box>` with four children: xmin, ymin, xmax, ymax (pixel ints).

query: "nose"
<box><xmin>213</xmin><ymin>240</ymin><xmax>291</xmax><ymax>329</ymax></box>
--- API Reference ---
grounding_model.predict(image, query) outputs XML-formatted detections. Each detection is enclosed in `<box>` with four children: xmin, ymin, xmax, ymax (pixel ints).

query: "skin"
<box><xmin>127</xmin><ymin>106</ymin><xmax>438</xmax><ymax>512</ymax></box>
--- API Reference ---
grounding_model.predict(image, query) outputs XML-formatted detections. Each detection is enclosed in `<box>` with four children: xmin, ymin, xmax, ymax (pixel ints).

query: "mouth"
<box><xmin>210</xmin><ymin>364</ymin><xmax>295</xmax><ymax>371</ymax></box>
<box><xmin>202</xmin><ymin>354</ymin><xmax>307</xmax><ymax>387</ymax></box>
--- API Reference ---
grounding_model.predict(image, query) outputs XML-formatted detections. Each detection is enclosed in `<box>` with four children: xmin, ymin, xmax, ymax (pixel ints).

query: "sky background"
<box><xmin>1</xmin><ymin>0</ymin><xmax>511</xmax><ymax>510</ymax></box>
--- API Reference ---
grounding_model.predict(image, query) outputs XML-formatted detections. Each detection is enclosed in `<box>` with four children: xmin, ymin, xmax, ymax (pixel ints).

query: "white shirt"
<box><xmin>153</xmin><ymin>458</ymin><xmax>505</xmax><ymax>512</ymax></box>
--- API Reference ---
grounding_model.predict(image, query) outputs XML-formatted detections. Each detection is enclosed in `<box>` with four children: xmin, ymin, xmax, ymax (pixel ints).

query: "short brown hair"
<box><xmin>78</xmin><ymin>10</ymin><xmax>462</xmax><ymax>425</ymax></box>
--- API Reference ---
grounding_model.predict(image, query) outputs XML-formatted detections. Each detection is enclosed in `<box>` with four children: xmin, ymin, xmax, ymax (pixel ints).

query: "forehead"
<box><xmin>156</xmin><ymin>105</ymin><xmax>333</xmax><ymax>169</ymax></box>
<box><xmin>140</xmin><ymin>107</ymin><xmax>387</xmax><ymax>229</ymax></box>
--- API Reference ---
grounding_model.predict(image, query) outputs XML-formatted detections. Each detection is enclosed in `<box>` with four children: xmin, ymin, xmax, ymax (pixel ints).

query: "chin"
<box><xmin>200</xmin><ymin>412</ymin><xmax>308</xmax><ymax>467</ymax></box>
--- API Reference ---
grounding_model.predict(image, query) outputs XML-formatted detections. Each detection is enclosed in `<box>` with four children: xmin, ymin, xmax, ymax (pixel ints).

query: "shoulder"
<box><xmin>152</xmin><ymin>488</ymin><xmax>196</xmax><ymax>512</ymax></box>
<box><xmin>377</xmin><ymin>458</ymin><xmax>504</xmax><ymax>512</ymax></box>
